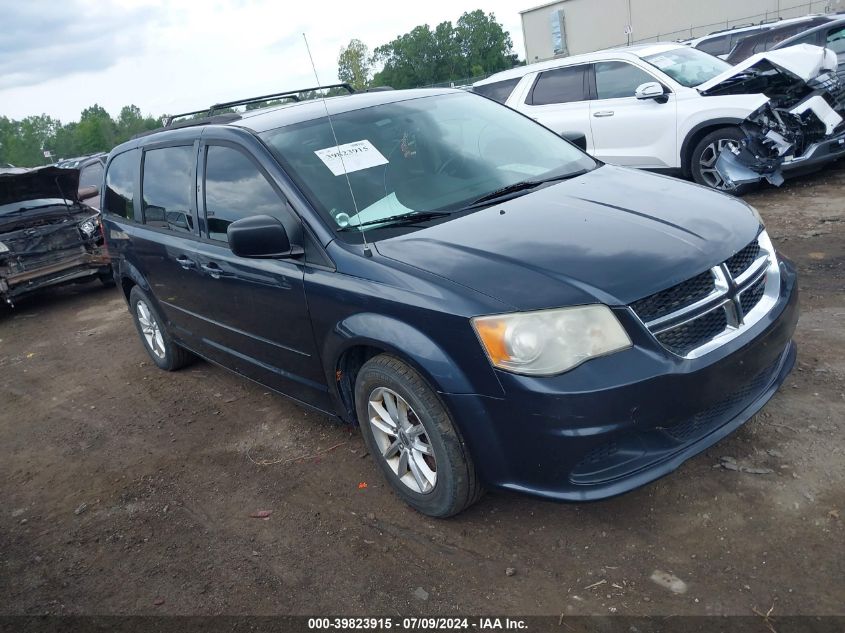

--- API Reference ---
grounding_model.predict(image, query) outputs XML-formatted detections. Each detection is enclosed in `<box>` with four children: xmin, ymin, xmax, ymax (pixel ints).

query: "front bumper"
<box><xmin>444</xmin><ymin>259</ymin><xmax>798</xmax><ymax>501</ymax></box>
<box><xmin>0</xmin><ymin>252</ymin><xmax>111</xmax><ymax>304</ymax></box>
<box><xmin>781</xmin><ymin>131</ymin><xmax>845</xmax><ymax>176</ymax></box>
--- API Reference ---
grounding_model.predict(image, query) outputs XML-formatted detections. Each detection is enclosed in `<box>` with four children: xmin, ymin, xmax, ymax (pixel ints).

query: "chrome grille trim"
<box><xmin>651</xmin><ymin>298</ymin><xmax>733</xmax><ymax>335</ymax></box>
<box><xmin>644</xmin><ymin>266</ymin><xmax>728</xmax><ymax>330</ymax></box>
<box><xmin>734</xmin><ymin>254</ymin><xmax>770</xmax><ymax>286</ymax></box>
<box><xmin>630</xmin><ymin>230</ymin><xmax>781</xmax><ymax>359</ymax></box>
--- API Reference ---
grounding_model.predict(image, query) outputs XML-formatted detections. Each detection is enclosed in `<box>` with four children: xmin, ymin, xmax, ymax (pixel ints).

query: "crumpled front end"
<box><xmin>706</xmin><ymin>46</ymin><xmax>845</xmax><ymax>188</ymax></box>
<box><xmin>0</xmin><ymin>207</ymin><xmax>110</xmax><ymax>305</ymax></box>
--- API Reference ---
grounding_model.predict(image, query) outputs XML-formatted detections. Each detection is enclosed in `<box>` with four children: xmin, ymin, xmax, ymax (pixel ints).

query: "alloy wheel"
<box><xmin>367</xmin><ymin>387</ymin><xmax>437</xmax><ymax>494</ymax></box>
<box><xmin>698</xmin><ymin>138</ymin><xmax>739</xmax><ymax>190</ymax></box>
<box><xmin>136</xmin><ymin>299</ymin><xmax>166</xmax><ymax>359</ymax></box>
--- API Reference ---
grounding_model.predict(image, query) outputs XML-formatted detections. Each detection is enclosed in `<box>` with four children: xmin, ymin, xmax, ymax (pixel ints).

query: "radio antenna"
<box><xmin>303</xmin><ymin>33</ymin><xmax>372</xmax><ymax>257</ymax></box>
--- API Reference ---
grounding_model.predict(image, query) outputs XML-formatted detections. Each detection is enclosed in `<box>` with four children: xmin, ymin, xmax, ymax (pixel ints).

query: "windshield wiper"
<box><xmin>337</xmin><ymin>210</ymin><xmax>452</xmax><ymax>231</ymax></box>
<box><xmin>459</xmin><ymin>170</ymin><xmax>589</xmax><ymax>211</ymax></box>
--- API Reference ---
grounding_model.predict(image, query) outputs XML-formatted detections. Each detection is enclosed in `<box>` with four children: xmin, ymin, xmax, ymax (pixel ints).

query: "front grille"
<box><xmin>725</xmin><ymin>242</ymin><xmax>761</xmax><ymax>278</ymax></box>
<box><xmin>630</xmin><ymin>234</ymin><xmax>775</xmax><ymax>358</ymax></box>
<box><xmin>740</xmin><ymin>276</ymin><xmax>766</xmax><ymax>315</ymax></box>
<box><xmin>655</xmin><ymin>307</ymin><xmax>728</xmax><ymax>356</ymax></box>
<box><xmin>630</xmin><ymin>270</ymin><xmax>715</xmax><ymax>322</ymax></box>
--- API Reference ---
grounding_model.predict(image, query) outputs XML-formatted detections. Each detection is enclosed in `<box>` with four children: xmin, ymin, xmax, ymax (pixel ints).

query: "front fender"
<box><xmin>327</xmin><ymin>312</ymin><xmax>478</xmax><ymax>391</ymax></box>
<box><xmin>322</xmin><ymin>312</ymin><xmax>499</xmax><ymax>420</ymax></box>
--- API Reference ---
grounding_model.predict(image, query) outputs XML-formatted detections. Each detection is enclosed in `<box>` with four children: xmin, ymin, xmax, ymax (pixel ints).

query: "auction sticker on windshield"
<box><xmin>315</xmin><ymin>140</ymin><xmax>389</xmax><ymax>176</ymax></box>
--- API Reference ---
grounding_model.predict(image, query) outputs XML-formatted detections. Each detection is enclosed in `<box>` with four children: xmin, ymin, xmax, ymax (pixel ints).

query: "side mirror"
<box><xmin>227</xmin><ymin>214</ymin><xmax>301</xmax><ymax>258</ymax></box>
<box><xmin>634</xmin><ymin>82</ymin><xmax>667</xmax><ymax>101</ymax></box>
<box><xmin>78</xmin><ymin>185</ymin><xmax>99</xmax><ymax>201</ymax></box>
<box><xmin>560</xmin><ymin>132</ymin><xmax>587</xmax><ymax>151</ymax></box>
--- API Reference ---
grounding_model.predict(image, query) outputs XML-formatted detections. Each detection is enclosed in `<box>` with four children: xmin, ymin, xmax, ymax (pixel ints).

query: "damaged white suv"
<box><xmin>474</xmin><ymin>43</ymin><xmax>845</xmax><ymax>191</ymax></box>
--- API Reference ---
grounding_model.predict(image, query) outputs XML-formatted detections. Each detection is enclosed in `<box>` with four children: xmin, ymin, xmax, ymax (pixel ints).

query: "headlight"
<box><xmin>472</xmin><ymin>305</ymin><xmax>632</xmax><ymax>376</ymax></box>
<box><xmin>0</xmin><ymin>241</ymin><xmax>8</xmax><ymax>254</ymax></box>
<box><xmin>79</xmin><ymin>218</ymin><xmax>98</xmax><ymax>238</ymax></box>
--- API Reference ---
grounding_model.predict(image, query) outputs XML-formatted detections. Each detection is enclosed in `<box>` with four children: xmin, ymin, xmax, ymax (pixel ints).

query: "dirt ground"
<box><xmin>1</xmin><ymin>164</ymin><xmax>843</xmax><ymax>618</ymax></box>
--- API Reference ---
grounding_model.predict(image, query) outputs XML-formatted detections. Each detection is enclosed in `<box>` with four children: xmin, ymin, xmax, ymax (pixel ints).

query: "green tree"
<box><xmin>116</xmin><ymin>104</ymin><xmax>160</xmax><ymax>139</ymax></box>
<box><xmin>0</xmin><ymin>114</ymin><xmax>58</xmax><ymax>166</ymax></box>
<box><xmin>338</xmin><ymin>38</ymin><xmax>372</xmax><ymax>90</ymax></box>
<box><xmin>455</xmin><ymin>10</ymin><xmax>516</xmax><ymax>77</ymax></box>
<box><xmin>369</xmin><ymin>10</ymin><xmax>519</xmax><ymax>89</ymax></box>
<box><xmin>75</xmin><ymin>104</ymin><xmax>116</xmax><ymax>154</ymax></box>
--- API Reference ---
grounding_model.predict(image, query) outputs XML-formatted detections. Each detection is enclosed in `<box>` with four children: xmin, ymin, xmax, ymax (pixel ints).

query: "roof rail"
<box><xmin>163</xmin><ymin>83</ymin><xmax>355</xmax><ymax>127</ymax></box>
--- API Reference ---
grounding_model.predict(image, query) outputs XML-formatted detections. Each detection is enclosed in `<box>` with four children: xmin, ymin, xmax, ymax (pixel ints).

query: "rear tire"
<box><xmin>689</xmin><ymin>127</ymin><xmax>755</xmax><ymax>195</ymax></box>
<box><xmin>355</xmin><ymin>354</ymin><xmax>483</xmax><ymax>517</ymax></box>
<box><xmin>128</xmin><ymin>286</ymin><xmax>194</xmax><ymax>371</ymax></box>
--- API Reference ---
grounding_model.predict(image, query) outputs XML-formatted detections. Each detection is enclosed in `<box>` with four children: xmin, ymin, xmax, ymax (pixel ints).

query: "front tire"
<box><xmin>129</xmin><ymin>286</ymin><xmax>194</xmax><ymax>371</ymax></box>
<box><xmin>355</xmin><ymin>354</ymin><xmax>483</xmax><ymax>517</ymax></box>
<box><xmin>689</xmin><ymin>127</ymin><xmax>754</xmax><ymax>195</ymax></box>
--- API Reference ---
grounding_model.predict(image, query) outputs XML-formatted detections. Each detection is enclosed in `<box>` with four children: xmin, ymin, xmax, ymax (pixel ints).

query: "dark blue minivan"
<box><xmin>101</xmin><ymin>87</ymin><xmax>798</xmax><ymax>517</ymax></box>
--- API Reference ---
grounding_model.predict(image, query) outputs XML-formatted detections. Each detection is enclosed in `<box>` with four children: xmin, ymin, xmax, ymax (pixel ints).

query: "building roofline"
<box><xmin>519</xmin><ymin>0</ymin><xmax>567</xmax><ymax>15</ymax></box>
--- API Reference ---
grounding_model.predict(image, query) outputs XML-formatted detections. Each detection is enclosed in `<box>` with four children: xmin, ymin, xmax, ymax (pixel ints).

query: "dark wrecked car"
<box><xmin>0</xmin><ymin>167</ymin><xmax>112</xmax><ymax>307</ymax></box>
<box><xmin>57</xmin><ymin>153</ymin><xmax>107</xmax><ymax>210</ymax></box>
<box><xmin>701</xmin><ymin>44</ymin><xmax>845</xmax><ymax>188</ymax></box>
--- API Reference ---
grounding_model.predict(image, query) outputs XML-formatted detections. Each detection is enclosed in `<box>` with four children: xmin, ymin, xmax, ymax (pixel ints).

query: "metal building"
<box><xmin>519</xmin><ymin>0</ymin><xmax>841</xmax><ymax>62</ymax></box>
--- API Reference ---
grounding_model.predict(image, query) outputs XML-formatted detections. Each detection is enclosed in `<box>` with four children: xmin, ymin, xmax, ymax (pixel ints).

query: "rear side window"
<box><xmin>473</xmin><ymin>78</ymin><xmax>521</xmax><ymax>104</ymax></box>
<box><xmin>785</xmin><ymin>32</ymin><xmax>819</xmax><ymax>47</ymax></box>
<box><xmin>528</xmin><ymin>65</ymin><xmax>589</xmax><ymax>105</ymax></box>
<box><xmin>79</xmin><ymin>162</ymin><xmax>104</xmax><ymax>189</ymax></box>
<box><xmin>142</xmin><ymin>146</ymin><xmax>195</xmax><ymax>234</ymax></box>
<box><xmin>203</xmin><ymin>145</ymin><xmax>288</xmax><ymax>243</ymax></box>
<box><xmin>769</xmin><ymin>24</ymin><xmax>814</xmax><ymax>48</ymax></box>
<box><xmin>696</xmin><ymin>34</ymin><xmax>730</xmax><ymax>56</ymax></box>
<box><xmin>827</xmin><ymin>26</ymin><xmax>845</xmax><ymax>54</ymax></box>
<box><xmin>595</xmin><ymin>61</ymin><xmax>658</xmax><ymax>99</ymax></box>
<box><xmin>104</xmin><ymin>150</ymin><xmax>137</xmax><ymax>220</ymax></box>
<box><xmin>729</xmin><ymin>32</ymin><xmax>754</xmax><ymax>50</ymax></box>
<box><xmin>752</xmin><ymin>37</ymin><xmax>769</xmax><ymax>54</ymax></box>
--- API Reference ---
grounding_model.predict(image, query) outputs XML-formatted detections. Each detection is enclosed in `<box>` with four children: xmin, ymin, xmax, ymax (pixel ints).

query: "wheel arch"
<box><xmin>324</xmin><ymin>313</ymin><xmax>479</xmax><ymax>425</ymax></box>
<box><xmin>680</xmin><ymin>118</ymin><xmax>744</xmax><ymax>177</ymax></box>
<box><xmin>116</xmin><ymin>259</ymin><xmax>153</xmax><ymax>304</ymax></box>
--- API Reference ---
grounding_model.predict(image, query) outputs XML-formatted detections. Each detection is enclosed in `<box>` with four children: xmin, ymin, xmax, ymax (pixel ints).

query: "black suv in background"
<box><xmin>726</xmin><ymin>15</ymin><xmax>835</xmax><ymax>63</ymax></box>
<box><xmin>773</xmin><ymin>17</ymin><xmax>845</xmax><ymax>82</ymax></box>
<box><xmin>57</xmin><ymin>153</ymin><xmax>107</xmax><ymax>209</ymax></box>
<box><xmin>101</xmin><ymin>85</ymin><xmax>797</xmax><ymax>517</ymax></box>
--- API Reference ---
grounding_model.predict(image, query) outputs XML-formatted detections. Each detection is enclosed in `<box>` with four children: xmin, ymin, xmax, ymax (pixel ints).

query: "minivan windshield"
<box><xmin>642</xmin><ymin>47</ymin><xmax>732</xmax><ymax>87</ymax></box>
<box><xmin>260</xmin><ymin>91</ymin><xmax>597</xmax><ymax>241</ymax></box>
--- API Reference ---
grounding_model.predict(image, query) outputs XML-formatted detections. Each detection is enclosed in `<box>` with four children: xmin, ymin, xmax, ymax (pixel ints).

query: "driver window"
<box><xmin>595</xmin><ymin>61</ymin><xmax>660</xmax><ymax>99</ymax></box>
<box><xmin>204</xmin><ymin>145</ymin><xmax>289</xmax><ymax>243</ymax></box>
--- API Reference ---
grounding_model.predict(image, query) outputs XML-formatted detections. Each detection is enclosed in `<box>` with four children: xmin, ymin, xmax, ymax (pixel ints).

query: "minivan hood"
<box><xmin>697</xmin><ymin>44</ymin><xmax>837</xmax><ymax>96</ymax></box>
<box><xmin>374</xmin><ymin>166</ymin><xmax>761</xmax><ymax>311</ymax></box>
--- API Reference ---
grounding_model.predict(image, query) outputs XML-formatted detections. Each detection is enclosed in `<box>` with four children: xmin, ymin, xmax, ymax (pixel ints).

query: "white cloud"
<box><xmin>0</xmin><ymin>0</ymin><xmax>525</xmax><ymax>122</ymax></box>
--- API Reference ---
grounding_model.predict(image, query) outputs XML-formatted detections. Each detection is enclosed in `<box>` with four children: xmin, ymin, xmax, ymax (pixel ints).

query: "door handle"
<box><xmin>176</xmin><ymin>256</ymin><xmax>196</xmax><ymax>269</ymax></box>
<box><xmin>593</xmin><ymin>111</ymin><xmax>615</xmax><ymax>118</ymax></box>
<box><xmin>201</xmin><ymin>262</ymin><xmax>224</xmax><ymax>279</ymax></box>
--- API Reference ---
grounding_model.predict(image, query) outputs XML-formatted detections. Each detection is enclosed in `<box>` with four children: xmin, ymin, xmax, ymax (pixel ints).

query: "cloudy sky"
<box><xmin>0</xmin><ymin>0</ymin><xmax>526</xmax><ymax>122</ymax></box>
